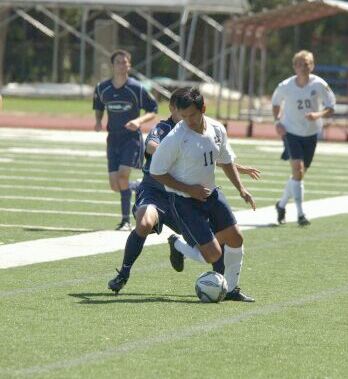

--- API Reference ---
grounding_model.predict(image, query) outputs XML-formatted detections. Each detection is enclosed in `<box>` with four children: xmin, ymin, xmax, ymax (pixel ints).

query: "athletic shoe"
<box><xmin>275</xmin><ymin>201</ymin><xmax>286</xmax><ymax>224</ymax></box>
<box><xmin>108</xmin><ymin>269</ymin><xmax>128</xmax><ymax>294</ymax></box>
<box><xmin>298</xmin><ymin>215</ymin><xmax>310</xmax><ymax>226</ymax></box>
<box><xmin>115</xmin><ymin>221</ymin><xmax>132</xmax><ymax>231</ymax></box>
<box><xmin>168</xmin><ymin>234</ymin><xmax>184</xmax><ymax>272</ymax></box>
<box><xmin>224</xmin><ymin>287</ymin><xmax>255</xmax><ymax>302</ymax></box>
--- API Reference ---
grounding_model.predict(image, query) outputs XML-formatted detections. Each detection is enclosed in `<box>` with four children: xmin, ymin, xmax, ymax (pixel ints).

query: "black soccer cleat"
<box><xmin>115</xmin><ymin>221</ymin><xmax>132</xmax><ymax>232</ymax></box>
<box><xmin>168</xmin><ymin>234</ymin><xmax>184</xmax><ymax>272</ymax></box>
<box><xmin>108</xmin><ymin>269</ymin><xmax>128</xmax><ymax>294</ymax></box>
<box><xmin>224</xmin><ymin>287</ymin><xmax>255</xmax><ymax>302</ymax></box>
<box><xmin>275</xmin><ymin>201</ymin><xmax>286</xmax><ymax>224</ymax></box>
<box><xmin>298</xmin><ymin>215</ymin><xmax>310</xmax><ymax>226</ymax></box>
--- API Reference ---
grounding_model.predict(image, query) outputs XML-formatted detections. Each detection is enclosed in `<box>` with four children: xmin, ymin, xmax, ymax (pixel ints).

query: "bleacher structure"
<box><xmin>0</xmin><ymin>0</ymin><xmax>250</xmax><ymax>100</ymax></box>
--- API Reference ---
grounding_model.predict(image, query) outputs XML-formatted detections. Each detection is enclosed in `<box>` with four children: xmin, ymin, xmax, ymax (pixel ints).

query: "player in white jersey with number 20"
<box><xmin>272</xmin><ymin>50</ymin><xmax>335</xmax><ymax>226</ymax></box>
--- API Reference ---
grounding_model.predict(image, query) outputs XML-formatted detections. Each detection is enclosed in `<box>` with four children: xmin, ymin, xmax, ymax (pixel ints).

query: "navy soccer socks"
<box><xmin>119</xmin><ymin>230</ymin><xmax>146</xmax><ymax>278</ymax></box>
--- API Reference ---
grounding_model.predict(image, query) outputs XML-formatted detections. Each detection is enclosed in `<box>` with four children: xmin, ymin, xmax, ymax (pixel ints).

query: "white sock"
<box><xmin>291</xmin><ymin>179</ymin><xmax>304</xmax><ymax>217</ymax></box>
<box><xmin>279</xmin><ymin>178</ymin><xmax>292</xmax><ymax>208</ymax></box>
<box><xmin>174</xmin><ymin>237</ymin><xmax>206</xmax><ymax>263</ymax></box>
<box><xmin>224</xmin><ymin>245</ymin><xmax>244</xmax><ymax>292</ymax></box>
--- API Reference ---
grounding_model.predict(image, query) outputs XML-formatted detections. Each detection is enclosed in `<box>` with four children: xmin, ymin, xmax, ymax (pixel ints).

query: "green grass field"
<box><xmin>0</xmin><ymin>129</ymin><xmax>347</xmax><ymax>378</ymax></box>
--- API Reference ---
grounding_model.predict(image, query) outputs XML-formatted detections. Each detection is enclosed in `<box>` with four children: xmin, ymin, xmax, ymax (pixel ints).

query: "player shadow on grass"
<box><xmin>69</xmin><ymin>292</ymin><xmax>199</xmax><ymax>304</ymax></box>
<box><xmin>22</xmin><ymin>227</ymin><xmax>96</xmax><ymax>233</ymax></box>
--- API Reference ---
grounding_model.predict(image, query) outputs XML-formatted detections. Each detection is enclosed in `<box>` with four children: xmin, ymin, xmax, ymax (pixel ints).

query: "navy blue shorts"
<box><xmin>169</xmin><ymin>187</ymin><xmax>237</xmax><ymax>246</ymax></box>
<box><xmin>132</xmin><ymin>183</ymin><xmax>181</xmax><ymax>235</ymax></box>
<box><xmin>107</xmin><ymin>133</ymin><xmax>144</xmax><ymax>172</ymax></box>
<box><xmin>282</xmin><ymin>132</ymin><xmax>318</xmax><ymax>168</ymax></box>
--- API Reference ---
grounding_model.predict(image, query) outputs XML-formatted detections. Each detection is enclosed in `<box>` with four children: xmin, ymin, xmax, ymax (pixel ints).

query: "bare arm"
<box><xmin>221</xmin><ymin>163</ymin><xmax>256</xmax><ymax>210</ymax></box>
<box><xmin>95</xmin><ymin>110</ymin><xmax>104</xmax><ymax>132</ymax></box>
<box><xmin>305</xmin><ymin>107</ymin><xmax>334</xmax><ymax>121</ymax></box>
<box><xmin>125</xmin><ymin>112</ymin><xmax>157</xmax><ymax>131</ymax></box>
<box><xmin>217</xmin><ymin>163</ymin><xmax>261</xmax><ymax>180</ymax></box>
<box><xmin>235</xmin><ymin>163</ymin><xmax>261</xmax><ymax>180</ymax></box>
<box><xmin>272</xmin><ymin>105</ymin><xmax>285</xmax><ymax>137</ymax></box>
<box><xmin>151</xmin><ymin>173</ymin><xmax>211</xmax><ymax>202</ymax></box>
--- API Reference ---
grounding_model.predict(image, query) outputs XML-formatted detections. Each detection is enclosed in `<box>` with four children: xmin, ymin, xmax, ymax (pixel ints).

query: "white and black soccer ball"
<box><xmin>195</xmin><ymin>271</ymin><xmax>228</xmax><ymax>303</ymax></box>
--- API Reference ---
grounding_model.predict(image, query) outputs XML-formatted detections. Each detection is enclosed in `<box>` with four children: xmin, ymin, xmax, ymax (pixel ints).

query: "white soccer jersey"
<box><xmin>272</xmin><ymin>74</ymin><xmax>336</xmax><ymax>136</ymax></box>
<box><xmin>150</xmin><ymin>116</ymin><xmax>235</xmax><ymax>197</ymax></box>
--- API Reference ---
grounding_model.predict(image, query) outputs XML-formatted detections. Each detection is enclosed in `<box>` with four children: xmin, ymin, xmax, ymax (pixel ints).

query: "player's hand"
<box><xmin>125</xmin><ymin>119</ymin><xmax>141</xmax><ymax>131</ymax></box>
<box><xmin>240</xmin><ymin>188</ymin><xmax>256</xmax><ymax>210</ymax></box>
<box><xmin>305</xmin><ymin>112</ymin><xmax>320</xmax><ymax>121</ymax></box>
<box><xmin>243</xmin><ymin>166</ymin><xmax>261</xmax><ymax>180</ymax></box>
<box><xmin>275</xmin><ymin>122</ymin><xmax>286</xmax><ymax>137</ymax></box>
<box><xmin>188</xmin><ymin>185</ymin><xmax>211</xmax><ymax>202</ymax></box>
<box><xmin>94</xmin><ymin>122</ymin><xmax>102</xmax><ymax>132</ymax></box>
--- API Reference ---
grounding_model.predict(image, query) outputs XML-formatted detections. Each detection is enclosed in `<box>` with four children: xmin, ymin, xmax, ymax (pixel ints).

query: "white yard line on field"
<box><xmin>0</xmin><ymin>147</ymin><xmax>105</xmax><ymax>157</ymax></box>
<box><xmin>2</xmin><ymin>174</ymin><xmax>348</xmax><ymax>189</ymax></box>
<box><xmin>0</xmin><ymin>127</ymin><xmax>106</xmax><ymax>144</ymax></box>
<box><xmin>0</xmin><ymin>195</ymin><xmax>119</xmax><ymax>205</ymax></box>
<box><xmin>1</xmin><ymin>165</ymin><xmax>347</xmax><ymax>181</ymax></box>
<box><xmin>0</xmin><ymin>184</ymin><xmax>110</xmax><ymax>193</ymax></box>
<box><xmin>0</xmin><ymin>208</ymin><xmax>120</xmax><ymax>217</ymax></box>
<box><xmin>0</xmin><ymin>196</ymin><xmax>347</xmax><ymax>269</ymax></box>
<box><xmin>1</xmin><ymin>127</ymin><xmax>347</xmax><ymax>153</ymax></box>
<box><xmin>0</xmin><ymin>182</ymin><xmax>344</xmax><ymax>196</ymax></box>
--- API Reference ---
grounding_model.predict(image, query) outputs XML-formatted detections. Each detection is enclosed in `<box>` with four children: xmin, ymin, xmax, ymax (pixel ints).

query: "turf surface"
<box><xmin>0</xmin><ymin>130</ymin><xmax>347</xmax><ymax>378</ymax></box>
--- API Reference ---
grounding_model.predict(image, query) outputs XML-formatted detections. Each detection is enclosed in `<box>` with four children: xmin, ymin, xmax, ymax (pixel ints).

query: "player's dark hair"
<box><xmin>110</xmin><ymin>49</ymin><xmax>132</xmax><ymax>64</ymax></box>
<box><xmin>169</xmin><ymin>87</ymin><xmax>190</xmax><ymax>106</ymax></box>
<box><xmin>175</xmin><ymin>87</ymin><xmax>204</xmax><ymax>111</ymax></box>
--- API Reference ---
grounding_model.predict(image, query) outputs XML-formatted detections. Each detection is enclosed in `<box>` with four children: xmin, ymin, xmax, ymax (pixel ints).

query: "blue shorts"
<box><xmin>169</xmin><ymin>187</ymin><xmax>237</xmax><ymax>246</ymax></box>
<box><xmin>282</xmin><ymin>132</ymin><xmax>318</xmax><ymax>168</ymax></box>
<box><xmin>132</xmin><ymin>183</ymin><xmax>181</xmax><ymax>234</ymax></box>
<box><xmin>107</xmin><ymin>133</ymin><xmax>144</xmax><ymax>172</ymax></box>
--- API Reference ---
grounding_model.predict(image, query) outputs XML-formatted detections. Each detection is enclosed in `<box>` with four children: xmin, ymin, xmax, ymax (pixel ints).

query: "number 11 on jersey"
<box><xmin>204</xmin><ymin>151</ymin><xmax>213</xmax><ymax>166</ymax></box>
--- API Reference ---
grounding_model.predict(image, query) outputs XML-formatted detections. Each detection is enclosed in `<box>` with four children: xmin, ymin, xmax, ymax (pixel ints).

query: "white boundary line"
<box><xmin>0</xmin><ymin>208</ymin><xmax>120</xmax><ymax>218</ymax></box>
<box><xmin>1</xmin><ymin>196</ymin><xmax>347</xmax><ymax>269</ymax></box>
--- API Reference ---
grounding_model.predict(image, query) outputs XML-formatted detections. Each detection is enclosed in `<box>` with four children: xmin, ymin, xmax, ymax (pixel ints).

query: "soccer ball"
<box><xmin>195</xmin><ymin>271</ymin><xmax>228</xmax><ymax>303</ymax></box>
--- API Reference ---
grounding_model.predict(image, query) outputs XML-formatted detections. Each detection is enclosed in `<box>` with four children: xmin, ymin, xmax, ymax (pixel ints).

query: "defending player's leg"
<box><xmin>108</xmin><ymin>269</ymin><xmax>129</xmax><ymax>294</ymax></box>
<box><xmin>108</xmin><ymin>229</ymin><xmax>146</xmax><ymax>293</ymax></box>
<box><xmin>128</xmin><ymin>178</ymin><xmax>142</xmax><ymax>192</ymax></box>
<box><xmin>168</xmin><ymin>234</ymin><xmax>206</xmax><ymax>272</ymax></box>
<box><xmin>168</xmin><ymin>235</ymin><xmax>226</xmax><ymax>274</ymax></box>
<box><xmin>168</xmin><ymin>234</ymin><xmax>185</xmax><ymax>272</ymax></box>
<box><xmin>108</xmin><ymin>205</ymin><xmax>158</xmax><ymax>293</ymax></box>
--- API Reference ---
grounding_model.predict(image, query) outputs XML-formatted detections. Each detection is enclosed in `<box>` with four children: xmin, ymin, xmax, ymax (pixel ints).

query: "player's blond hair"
<box><xmin>292</xmin><ymin>50</ymin><xmax>314</xmax><ymax>65</ymax></box>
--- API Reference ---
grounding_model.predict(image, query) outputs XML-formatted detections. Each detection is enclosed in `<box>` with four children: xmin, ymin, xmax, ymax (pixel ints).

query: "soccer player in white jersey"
<box><xmin>150</xmin><ymin>87</ymin><xmax>256</xmax><ymax>302</ymax></box>
<box><xmin>272</xmin><ymin>50</ymin><xmax>336</xmax><ymax>226</ymax></box>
